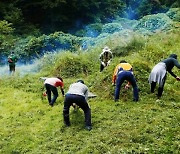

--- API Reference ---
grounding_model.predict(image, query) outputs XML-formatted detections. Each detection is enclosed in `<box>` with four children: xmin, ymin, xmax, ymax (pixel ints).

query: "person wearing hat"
<box><xmin>8</xmin><ymin>51</ymin><xmax>18</xmax><ymax>74</ymax></box>
<box><xmin>149</xmin><ymin>54</ymin><xmax>180</xmax><ymax>98</ymax></box>
<box><xmin>112</xmin><ymin>60</ymin><xmax>139</xmax><ymax>102</ymax></box>
<box><xmin>63</xmin><ymin>80</ymin><xmax>92</xmax><ymax>131</ymax></box>
<box><xmin>99</xmin><ymin>46</ymin><xmax>113</xmax><ymax>72</ymax></box>
<box><xmin>44</xmin><ymin>77</ymin><xmax>64</xmax><ymax>106</ymax></box>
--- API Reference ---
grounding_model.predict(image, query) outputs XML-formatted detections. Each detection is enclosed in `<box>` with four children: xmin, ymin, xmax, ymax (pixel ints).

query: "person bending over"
<box><xmin>44</xmin><ymin>77</ymin><xmax>64</xmax><ymax>106</ymax></box>
<box><xmin>149</xmin><ymin>54</ymin><xmax>180</xmax><ymax>98</ymax></box>
<box><xmin>63</xmin><ymin>80</ymin><xmax>92</xmax><ymax>131</ymax></box>
<box><xmin>112</xmin><ymin>60</ymin><xmax>139</xmax><ymax>102</ymax></box>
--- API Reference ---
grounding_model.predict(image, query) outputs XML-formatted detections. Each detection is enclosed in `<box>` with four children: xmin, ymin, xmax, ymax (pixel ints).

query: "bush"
<box><xmin>53</xmin><ymin>53</ymin><xmax>93</xmax><ymax>78</ymax></box>
<box><xmin>112</xmin><ymin>33</ymin><xmax>145</xmax><ymax>57</ymax></box>
<box><xmin>102</xmin><ymin>23</ymin><xmax>123</xmax><ymax>34</ymax></box>
<box><xmin>134</xmin><ymin>13</ymin><xmax>173</xmax><ymax>32</ymax></box>
<box><xmin>166</xmin><ymin>8</ymin><xmax>180</xmax><ymax>22</ymax></box>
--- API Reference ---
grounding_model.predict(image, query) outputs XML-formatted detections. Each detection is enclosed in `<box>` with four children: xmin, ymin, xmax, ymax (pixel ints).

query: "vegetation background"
<box><xmin>0</xmin><ymin>0</ymin><xmax>180</xmax><ymax>153</ymax></box>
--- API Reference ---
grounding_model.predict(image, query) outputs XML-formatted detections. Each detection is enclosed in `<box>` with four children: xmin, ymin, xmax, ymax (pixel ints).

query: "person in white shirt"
<box><xmin>44</xmin><ymin>77</ymin><xmax>64</xmax><ymax>106</ymax></box>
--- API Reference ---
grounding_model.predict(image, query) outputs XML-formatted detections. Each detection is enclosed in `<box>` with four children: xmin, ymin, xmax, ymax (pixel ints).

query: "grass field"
<box><xmin>0</xmin><ymin>27</ymin><xmax>180</xmax><ymax>153</ymax></box>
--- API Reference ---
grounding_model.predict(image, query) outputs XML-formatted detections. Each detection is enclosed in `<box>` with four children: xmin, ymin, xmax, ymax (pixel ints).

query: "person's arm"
<box><xmin>168</xmin><ymin>59</ymin><xmax>180</xmax><ymax>78</ymax></box>
<box><xmin>84</xmin><ymin>89</ymin><xmax>88</xmax><ymax>100</ymax></box>
<box><xmin>112</xmin><ymin>66</ymin><xmax>118</xmax><ymax>85</ymax></box>
<box><xmin>168</xmin><ymin>70</ymin><xmax>177</xmax><ymax>78</ymax></box>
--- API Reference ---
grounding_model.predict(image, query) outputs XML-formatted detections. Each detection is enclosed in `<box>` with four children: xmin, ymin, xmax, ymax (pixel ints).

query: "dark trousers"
<box><xmin>150</xmin><ymin>75</ymin><xmax>166</xmax><ymax>98</ymax></box>
<box><xmin>100</xmin><ymin>63</ymin><xmax>105</xmax><ymax>72</ymax></box>
<box><xmin>45</xmin><ymin>83</ymin><xmax>58</xmax><ymax>105</ymax></box>
<box><xmin>115</xmin><ymin>71</ymin><xmax>139</xmax><ymax>101</ymax></box>
<box><xmin>9</xmin><ymin>65</ymin><xmax>15</xmax><ymax>73</ymax></box>
<box><xmin>63</xmin><ymin>94</ymin><xmax>91</xmax><ymax>126</ymax></box>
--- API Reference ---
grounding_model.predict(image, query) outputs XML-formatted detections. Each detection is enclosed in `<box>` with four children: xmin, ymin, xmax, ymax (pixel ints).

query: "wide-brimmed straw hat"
<box><xmin>103</xmin><ymin>46</ymin><xmax>111</xmax><ymax>52</ymax></box>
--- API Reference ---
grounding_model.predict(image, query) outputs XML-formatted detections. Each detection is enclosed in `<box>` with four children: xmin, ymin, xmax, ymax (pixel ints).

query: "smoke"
<box><xmin>0</xmin><ymin>59</ymin><xmax>40</xmax><ymax>77</ymax></box>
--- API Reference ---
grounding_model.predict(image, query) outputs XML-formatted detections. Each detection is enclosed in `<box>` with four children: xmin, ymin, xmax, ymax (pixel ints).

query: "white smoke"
<box><xmin>0</xmin><ymin>60</ymin><xmax>40</xmax><ymax>77</ymax></box>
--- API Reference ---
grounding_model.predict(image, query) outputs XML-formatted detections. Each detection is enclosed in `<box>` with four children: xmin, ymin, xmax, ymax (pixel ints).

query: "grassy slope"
<box><xmin>0</xmin><ymin>27</ymin><xmax>180</xmax><ymax>153</ymax></box>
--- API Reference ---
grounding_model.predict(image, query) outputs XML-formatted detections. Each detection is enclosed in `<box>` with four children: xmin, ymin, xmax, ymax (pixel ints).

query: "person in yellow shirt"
<box><xmin>112</xmin><ymin>60</ymin><xmax>139</xmax><ymax>102</ymax></box>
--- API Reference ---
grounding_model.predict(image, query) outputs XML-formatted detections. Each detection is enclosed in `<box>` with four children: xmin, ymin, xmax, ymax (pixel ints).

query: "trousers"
<box><xmin>63</xmin><ymin>94</ymin><xmax>91</xmax><ymax>126</ymax></box>
<box><xmin>45</xmin><ymin>83</ymin><xmax>58</xmax><ymax>105</ymax></box>
<box><xmin>115</xmin><ymin>71</ymin><xmax>139</xmax><ymax>101</ymax></box>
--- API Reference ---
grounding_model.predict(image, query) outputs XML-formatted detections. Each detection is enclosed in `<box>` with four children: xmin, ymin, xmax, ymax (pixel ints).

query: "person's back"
<box><xmin>112</xmin><ymin>62</ymin><xmax>133</xmax><ymax>84</ymax></box>
<box><xmin>162</xmin><ymin>54</ymin><xmax>180</xmax><ymax>77</ymax></box>
<box><xmin>67</xmin><ymin>82</ymin><xmax>88</xmax><ymax>99</ymax></box>
<box><xmin>44</xmin><ymin>77</ymin><xmax>64</xmax><ymax>88</ymax></box>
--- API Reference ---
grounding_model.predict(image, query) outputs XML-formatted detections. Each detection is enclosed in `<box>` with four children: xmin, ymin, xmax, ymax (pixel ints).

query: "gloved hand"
<box><xmin>43</xmin><ymin>91</ymin><xmax>47</xmax><ymax>96</ymax></box>
<box><xmin>125</xmin><ymin>84</ymin><xmax>130</xmax><ymax>89</ymax></box>
<box><xmin>112</xmin><ymin>83</ymin><xmax>116</xmax><ymax>86</ymax></box>
<box><xmin>176</xmin><ymin>76</ymin><xmax>180</xmax><ymax>81</ymax></box>
<box><xmin>107</xmin><ymin>60</ymin><xmax>111</xmax><ymax>66</ymax></box>
<box><xmin>101</xmin><ymin>61</ymin><xmax>106</xmax><ymax>67</ymax></box>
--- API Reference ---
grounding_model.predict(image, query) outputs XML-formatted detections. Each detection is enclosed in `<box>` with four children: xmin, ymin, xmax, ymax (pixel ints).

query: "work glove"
<box><xmin>176</xmin><ymin>76</ymin><xmax>180</xmax><ymax>81</ymax></box>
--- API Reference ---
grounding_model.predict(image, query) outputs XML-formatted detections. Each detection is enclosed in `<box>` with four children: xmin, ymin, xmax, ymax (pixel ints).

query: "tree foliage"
<box><xmin>0</xmin><ymin>0</ymin><xmax>178</xmax><ymax>34</ymax></box>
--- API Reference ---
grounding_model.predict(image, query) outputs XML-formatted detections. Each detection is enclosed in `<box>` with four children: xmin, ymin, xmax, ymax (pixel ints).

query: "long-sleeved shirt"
<box><xmin>44</xmin><ymin>78</ymin><xmax>64</xmax><ymax>88</ymax></box>
<box><xmin>99</xmin><ymin>51</ymin><xmax>113</xmax><ymax>64</ymax></box>
<box><xmin>8</xmin><ymin>53</ymin><xmax>18</xmax><ymax>66</ymax></box>
<box><xmin>162</xmin><ymin>58</ymin><xmax>180</xmax><ymax>78</ymax></box>
<box><xmin>66</xmin><ymin>82</ymin><xmax>88</xmax><ymax>100</ymax></box>
<box><xmin>112</xmin><ymin>63</ymin><xmax>133</xmax><ymax>84</ymax></box>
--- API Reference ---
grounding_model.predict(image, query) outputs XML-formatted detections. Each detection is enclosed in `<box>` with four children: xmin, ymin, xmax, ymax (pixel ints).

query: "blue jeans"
<box><xmin>115</xmin><ymin>71</ymin><xmax>139</xmax><ymax>101</ymax></box>
<box><xmin>45</xmin><ymin>83</ymin><xmax>58</xmax><ymax>105</ymax></box>
<box><xmin>63</xmin><ymin>94</ymin><xmax>91</xmax><ymax>127</ymax></box>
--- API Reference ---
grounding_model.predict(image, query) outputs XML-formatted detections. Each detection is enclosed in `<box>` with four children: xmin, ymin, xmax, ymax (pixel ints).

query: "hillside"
<box><xmin>0</xmin><ymin>22</ymin><xmax>180</xmax><ymax>153</ymax></box>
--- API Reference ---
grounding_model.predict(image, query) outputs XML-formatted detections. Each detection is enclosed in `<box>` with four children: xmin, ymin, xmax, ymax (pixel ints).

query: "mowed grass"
<box><xmin>0</xmin><ymin>75</ymin><xmax>179</xmax><ymax>153</ymax></box>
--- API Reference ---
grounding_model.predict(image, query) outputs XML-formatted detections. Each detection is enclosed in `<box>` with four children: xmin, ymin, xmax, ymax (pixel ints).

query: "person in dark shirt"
<box><xmin>149</xmin><ymin>54</ymin><xmax>180</xmax><ymax>98</ymax></box>
<box><xmin>8</xmin><ymin>51</ymin><xmax>18</xmax><ymax>74</ymax></box>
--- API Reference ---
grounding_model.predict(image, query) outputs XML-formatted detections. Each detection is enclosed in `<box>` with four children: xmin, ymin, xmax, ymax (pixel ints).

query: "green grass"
<box><xmin>0</xmin><ymin>27</ymin><xmax>180</xmax><ymax>153</ymax></box>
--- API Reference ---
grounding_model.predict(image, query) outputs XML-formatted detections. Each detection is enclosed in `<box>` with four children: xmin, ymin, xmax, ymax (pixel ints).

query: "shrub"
<box><xmin>134</xmin><ymin>13</ymin><xmax>173</xmax><ymax>32</ymax></box>
<box><xmin>166</xmin><ymin>8</ymin><xmax>180</xmax><ymax>22</ymax></box>
<box><xmin>102</xmin><ymin>23</ymin><xmax>123</xmax><ymax>34</ymax></box>
<box><xmin>0</xmin><ymin>20</ymin><xmax>14</xmax><ymax>34</ymax></box>
<box><xmin>53</xmin><ymin>53</ymin><xmax>93</xmax><ymax>78</ymax></box>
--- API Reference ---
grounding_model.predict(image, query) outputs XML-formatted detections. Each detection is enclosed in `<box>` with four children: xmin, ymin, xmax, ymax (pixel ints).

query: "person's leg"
<box><xmin>75</xmin><ymin>95</ymin><xmax>92</xmax><ymax>128</ymax></box>
<box><xmin>12</xmin><ymin>65</ymin><xmax>15</xmax><ymax>72</ymax></box>
<box><xmin>151</xmin><ymin>82</ymin><xmax>156</xmax><ymax>93</ymax></box>
<box><xmin>127</xmin><ymin>73</ymin><xmax>139</xmax><ymax>101</ymax></box>
<box><xmin>100</xmin><ymin>63</ymin><xmax>104</xmax><ymax>72</ymax></box>
<box><xmin>157</xmin><ymin>75</ymin><xmax>167</xmax><ymax>98</ymax></box>
<box><xmin>115</xmin><ymin>73</ymin><xmax>125</xmax><ymax>101</ymax></box>
<box><xmin>63</xmin><ymin>94</ymin><xmax>73</xmax><ymax>126</ymax></box>
<box><xmin>50</xmin><ymin>86</ymin><xmax>58</xmax><ymax>105</ymax></box>
<box><xmin>45</xmin><ymin>84</ymin><xmax>51</xmax><ymax>104</ymax></box>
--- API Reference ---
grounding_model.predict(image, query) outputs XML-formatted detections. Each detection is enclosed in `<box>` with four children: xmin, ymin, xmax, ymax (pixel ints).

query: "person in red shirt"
<box><xmin>44</xmin><ymin>77</ymin><xmax>64</xmax><ymax>106</ymax></box>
